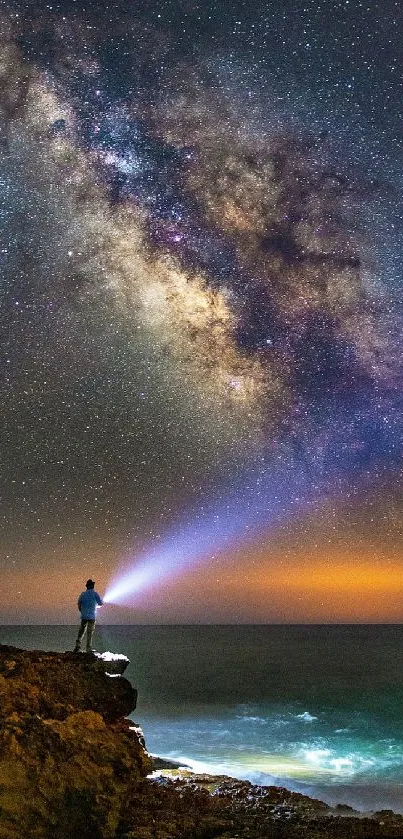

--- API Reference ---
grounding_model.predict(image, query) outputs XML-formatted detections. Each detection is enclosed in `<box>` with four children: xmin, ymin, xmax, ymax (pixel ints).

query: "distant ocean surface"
<box><xmin>2</xmin><ymin>624</ymin><xmax>403</xmax><ymax>814</ymax></box>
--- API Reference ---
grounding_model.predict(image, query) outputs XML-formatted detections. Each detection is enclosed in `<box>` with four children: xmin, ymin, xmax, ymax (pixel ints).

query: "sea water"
<box><xmin>2</xmin><ymin>624</ymin><xmax>403</xmax><ymax>814</ymax></box>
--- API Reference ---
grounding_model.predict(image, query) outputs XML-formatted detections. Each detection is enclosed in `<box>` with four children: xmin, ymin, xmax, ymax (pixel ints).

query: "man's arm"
<box><xmin>77</xmin><ymin>594</ymin><xmax>82</xmax><ymax>611</ymax></box>
<box><xmin>95</xmin><ymin>592</ymin><xmax>103</xmax><ymax>606</ymax></box>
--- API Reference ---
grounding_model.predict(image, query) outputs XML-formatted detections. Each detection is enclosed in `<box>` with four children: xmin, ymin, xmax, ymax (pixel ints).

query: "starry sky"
<box><xmin>1</xmin><ymin>0</ymin><xmax>402</xmax><ymax>623</ymax></box>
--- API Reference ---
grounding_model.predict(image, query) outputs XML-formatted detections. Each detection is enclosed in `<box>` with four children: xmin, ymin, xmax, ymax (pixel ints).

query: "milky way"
<box><xmin>0</xmin><ymin>0</ymin><xmax>402</xmax><ymax>620</ymax></box>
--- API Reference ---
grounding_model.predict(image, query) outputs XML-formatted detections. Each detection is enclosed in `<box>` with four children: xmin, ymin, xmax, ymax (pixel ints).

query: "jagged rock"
<box><xmin>121</xmin><ymin>774</ymin><xmax>403</xmax><ymax>839</ymax></box>
<box><xmin>143</xmin><ymin>772</ymin><xmax>403</xmax><ymax>839</ymax></box>
<box><xmin>0</xmin><ymin>644</ymin><xmax>151</xmax><ymax>838</ymax></box>
<box><xmin>0</xmin><ymin>646</ymin><xmax>136</xmax><ymax>721</ymax></box>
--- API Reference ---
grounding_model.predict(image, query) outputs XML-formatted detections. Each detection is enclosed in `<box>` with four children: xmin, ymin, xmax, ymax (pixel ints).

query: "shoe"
<box><xmin>73</xmin><ymin>647</ymin><xmax>81</xmax><ymax>653</ymax></box>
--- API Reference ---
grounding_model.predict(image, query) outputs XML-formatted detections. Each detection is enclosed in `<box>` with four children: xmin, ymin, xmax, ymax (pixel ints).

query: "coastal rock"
<box><xmin>0</xmin><ymin>645</ymin><xmax>136</xmax><ymax>721</ymax></box>
<box><xmin>0</xmin><ymin>644</ymin><xmax>151</xmax><ymax>838</ymax></box>
<box><xmin>143</xmin><ymin>774</ymin><xmax>403</xmax><ymax>839</ymax></box>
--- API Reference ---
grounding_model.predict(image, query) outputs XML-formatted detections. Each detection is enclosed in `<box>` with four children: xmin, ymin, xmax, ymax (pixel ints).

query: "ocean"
<box><xmin>2</xmin><ymin>624</ymin><xmax>403</xmax><ymax>814</ymax></box>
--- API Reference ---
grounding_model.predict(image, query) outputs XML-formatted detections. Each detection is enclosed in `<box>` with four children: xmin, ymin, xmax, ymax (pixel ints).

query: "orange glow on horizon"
<box><xmin>160</xmin><ymin>551</ymin><xmax>403</xmax><ymax>624</ymax></box>
<box><xmin>1</xmin><ymin>538</ymin><xmax>403</xmax><ymax>624</ymax></box>
<box><xmin>209</xmin><ymin>554</ymin><xmax>403</xmax><ymax>622</ymax></box>
<box><xmin>265</xmin><ymin>560</ymin><xmax>403</xmax><ymax>593</ymax></box>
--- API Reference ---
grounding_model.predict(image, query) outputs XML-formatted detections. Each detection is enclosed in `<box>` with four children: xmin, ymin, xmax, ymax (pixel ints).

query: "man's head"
<box><xmin>86</xmin><ymin>579</ymin><xmax>95</xmax><ymax>589</ymax></box>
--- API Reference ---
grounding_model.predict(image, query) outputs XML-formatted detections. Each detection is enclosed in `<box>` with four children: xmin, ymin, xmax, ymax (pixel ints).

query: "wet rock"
<box><xmin>151</xmin><ymin>756</ymin><xmax>192</xmax><ymax>771</ymax></box>
<box><xmin>144</xmin><ymin>774</ymin><xmax>403</xmax><ymax>839</ymax></box>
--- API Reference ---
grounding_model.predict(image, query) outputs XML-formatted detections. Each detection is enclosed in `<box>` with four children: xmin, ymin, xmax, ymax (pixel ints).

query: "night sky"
<box><xmin>1</xmin><ymin>0</ymin><xmax>402</xmax><ymax>623</ymax></box>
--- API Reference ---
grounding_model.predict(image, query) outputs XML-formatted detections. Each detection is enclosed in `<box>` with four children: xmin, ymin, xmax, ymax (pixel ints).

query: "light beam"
<box><xmin>104</xmin><ymin>460</ymin><xmax>318</xmax><ymax>605</ymax></box>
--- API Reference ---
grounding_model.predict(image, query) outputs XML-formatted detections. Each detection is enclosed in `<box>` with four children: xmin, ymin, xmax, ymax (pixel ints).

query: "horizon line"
<box><xmin>0</xmin><ymin>622</ymin><xmax>402</xmax><ymax>627</ymax></box>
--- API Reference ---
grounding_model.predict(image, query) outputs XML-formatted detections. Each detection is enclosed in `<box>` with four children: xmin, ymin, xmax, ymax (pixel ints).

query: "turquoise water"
<box><xmin>2</xmin><ymin>624</ymin><xmax>403</xmax><ymax>813</ymax></box>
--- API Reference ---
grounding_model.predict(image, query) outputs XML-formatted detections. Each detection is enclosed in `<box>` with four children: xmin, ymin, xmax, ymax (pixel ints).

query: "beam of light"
<box><xmin>103</xmin><ymin>460</ymin><xmax>323</xmax><ymax>605</ymax></box>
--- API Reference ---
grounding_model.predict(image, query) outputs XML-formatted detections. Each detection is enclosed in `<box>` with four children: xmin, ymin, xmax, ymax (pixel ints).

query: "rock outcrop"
<box><xmin>0</xmin><ymin>645</ymin><xmax>150</xmax><ymax>838</ymax></box>
<box><xmin>0</xmin><ymin>644</ymin><xmax>403</xmax><ymax>839</ymax></box>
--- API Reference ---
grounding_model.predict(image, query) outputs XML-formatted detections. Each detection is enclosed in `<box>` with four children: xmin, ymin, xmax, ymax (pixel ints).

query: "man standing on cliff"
<box><xmin>74</xmin><ymin>579</ymin><xmax>103</xmax><ymax>653</ymax></box>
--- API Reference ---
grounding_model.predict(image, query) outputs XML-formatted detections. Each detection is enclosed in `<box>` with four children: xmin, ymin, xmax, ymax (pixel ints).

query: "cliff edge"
<box><xmin>0</xmin><ymin>644</ymin><xmax>403</xmax><ymax>839</ymax></box>
<box><xmin>0</xmin><ymin>645</ymin><xmax>151</xmax><ymax>838</ymax></box>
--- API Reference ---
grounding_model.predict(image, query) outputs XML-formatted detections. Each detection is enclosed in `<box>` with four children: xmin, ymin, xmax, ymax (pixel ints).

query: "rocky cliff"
<box><xmin>0</xmin><ymin>645</ymin><xmax>150</xmax><ymax>838</ymax></box>
<box><xmin>0</xmin><ymin>644</ymin><xmax>402</xmax><ymax>839</ymax></box>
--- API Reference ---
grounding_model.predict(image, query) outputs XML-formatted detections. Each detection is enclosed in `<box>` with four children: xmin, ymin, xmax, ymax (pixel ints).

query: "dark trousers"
<box><xmin>75</xmin><ymin>619</ymin><xmax>96</xmax><ymax>652</ymax></box>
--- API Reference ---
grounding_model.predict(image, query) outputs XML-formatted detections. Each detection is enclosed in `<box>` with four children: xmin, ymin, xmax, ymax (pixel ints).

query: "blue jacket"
<box><xmin>78</xmin><ymin>589</ymin><xmax>103</xmax><ymax>620</ymax></box>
